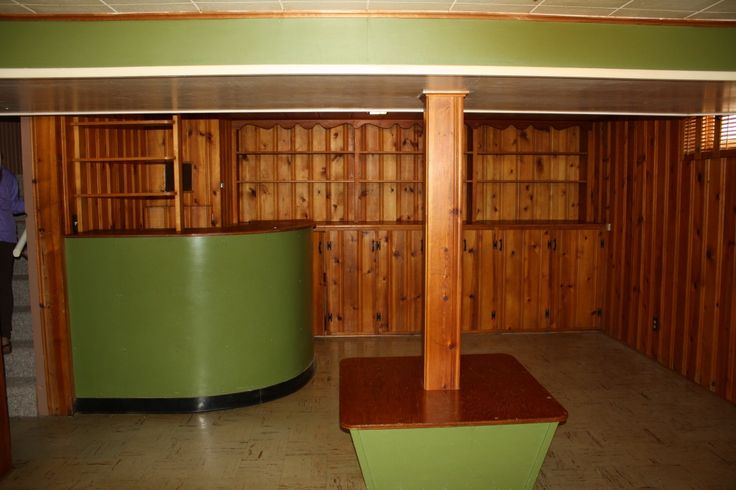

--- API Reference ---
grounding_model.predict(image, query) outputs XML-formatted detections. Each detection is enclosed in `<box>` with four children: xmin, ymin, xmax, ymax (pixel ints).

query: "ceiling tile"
<box><xmin>196</xmin><ymin>2</ymin><xmax>283</xmax><ymax>11</ymax></box>
<box><xmin>692</xmin><ymin>11</ymin><xmax>736</xmax><ymax>17</ymax></box>
<box><xmin>367</xmin><ymin>1</ymin><xmax>452</xmax><ymax>10</ymax></box>
<box><xmin>22</xmin><ymin>4</ymin><xmax>114</xmax><ymax>13</ymax></box>
<box><xmin>704</xmin><ymin>0</ymin><xmax>736</xmax><ymax>12</ymax></box>
<box><xmin>624</xmin><ymin>0</ymin><xmax>716</xmax><ymax>10</ymax></box>
<box><xmin>452</xmin><ymin>0</ymin><xmax>537</xmax><ymax>5</ymax></box>
<box><xmin>109</xmin><ymin>3</ymin><xmax>200</xmax><ymax>13</ymax></box>
<box><xmin>0</xmin><ymin>5</ymin><xmax>32</xmax><ymax>13</ymax></box>
<box><xmin>17</xmin><ymin>0</ymin><xmax>100</xmax><ymax>4</ymax></box>
<box><xmin>282</xmin><ymin>1</ymin><xmax>366</xmax><ymax>10</ymax></box>
<box><xmin>611</xmin><ymin>8</ymin><xmax>691</xmax><ymax>17</ymax></box>
<box><xmin>452</xmin><ymin>3</ymin><xmax>534</xmax><ymax>13</ymax></box>
<box><xmin>533</xmin><ymin>5</ymin><xmax>617</xmax><ymax>16</ymax></box>
<box><xmin>540</xmin><ymin>0</ymin><xmax>625</xmax><ymax>6</ymax></box>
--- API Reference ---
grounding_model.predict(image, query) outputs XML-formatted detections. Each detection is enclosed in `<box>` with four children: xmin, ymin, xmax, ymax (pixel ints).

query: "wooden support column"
<box><xmin>423</xmin><ymin>91</ymin><xmax>467</xmax><ymax>391</ymax></box>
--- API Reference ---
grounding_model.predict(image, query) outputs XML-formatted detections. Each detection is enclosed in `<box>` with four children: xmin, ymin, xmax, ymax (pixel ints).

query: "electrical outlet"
<box><xmin>652</xmin><ymin>316</ymin><xmax>659</xmax><ymax>331</ymax></box>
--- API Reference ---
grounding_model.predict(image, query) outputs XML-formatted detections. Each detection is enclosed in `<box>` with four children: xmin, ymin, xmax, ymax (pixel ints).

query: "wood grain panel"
<box><xmin>236</xmin><ymin>123</ymin><xmax>355</xmax><ymax>223</ymax></box>
<box><xmin>28</xmin><ymin>116</ymin><xmax>74</xmax><ymax>415</ymax></box>
<box><xmin>423</xmin><ymin>93</ymin><xmax>465</xmax><ymax>391</ymax></box>
<box><xmin>598</xmin><ymin>118</ymin><xmax>736</xmax><ymax>403</ymax></box>
<box><xmin>388</xmin><ymin>230</ymin><xmax>424</xmax><ymax>333</ymax></box>
<box><xmin>461</xmin><ymin>229</ymin><xmax>479</xmax><ymax>331</ymax></box>
<box><xmin>180</xmin><ymin>118</ymin><xmax>222</xmax><ymax>228</ymax></box>
<box><xmin>0</xmin><ymin>119</ymin><xmax>22</xmax><ymax>176</ymax></box>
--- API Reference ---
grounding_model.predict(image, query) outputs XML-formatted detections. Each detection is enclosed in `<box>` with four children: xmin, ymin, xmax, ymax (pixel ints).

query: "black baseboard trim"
<box><xmin>74</xmin><ymin>362</ymin><xmax>314</xmax><ymax>414</ymax></box>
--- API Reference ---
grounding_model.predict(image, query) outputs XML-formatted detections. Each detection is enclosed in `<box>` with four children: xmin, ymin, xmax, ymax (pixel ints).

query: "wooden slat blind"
<box><xmin>720</xmin><ymin>115</ymin><xmax>736</xmax><ymax>151</ymax></box>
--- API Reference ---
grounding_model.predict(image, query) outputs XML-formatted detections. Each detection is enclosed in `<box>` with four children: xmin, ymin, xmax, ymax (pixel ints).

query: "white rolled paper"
<box><xmin>13</xmin><ymin>229</ymin><xmax>26</xmax><ymax>258</ymax></box>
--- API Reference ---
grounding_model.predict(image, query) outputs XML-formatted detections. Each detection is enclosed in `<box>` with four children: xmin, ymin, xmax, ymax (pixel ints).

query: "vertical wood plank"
<box><xmin>461</xmin><ymin>229</ymin><xmax>478</xmax><ymax>331</ymax></box>
<box><xmin>423</xmin><ymin>92</ymin><xmax>465</xmax><ymax>391</ymax></box>
<box><xmin>311</xmin><ymin>231</ymin><xmax>325</xmax><ymax>336</ymax></box>
<box><xmin>27</xmin><ymin>116</ymin><xmax>74</xmax><ymax>415</ymax></box>
<box><xmin>517</xmin><ymin>127</ymin><xmax>534</xmax><ymax>221</ymax></box>
<box><xmin>521</xmin><ymin>229</ymin><xmax>542</xmax><ymax>330</ymax></box>
<box><xmin>598</xmin><ymin>117</ymin><xmax>736</xmax><ymax>402</ymax></box>
<box><xmin>502</xmin><ymin>229</ymin><xmax>523</xmax><ymax>330</ymax></box>
<box><xmin>534</xmin><ymin>127</ymin><xmax>552</xmax><ymax>221</ymax></box>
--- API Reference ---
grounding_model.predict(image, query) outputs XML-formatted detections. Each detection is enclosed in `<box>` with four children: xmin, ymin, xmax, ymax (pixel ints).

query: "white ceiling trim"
<box><xmin>2</xmin><ymin>64</ymin><xmax>736</xmax><ymax>82</ymax></box>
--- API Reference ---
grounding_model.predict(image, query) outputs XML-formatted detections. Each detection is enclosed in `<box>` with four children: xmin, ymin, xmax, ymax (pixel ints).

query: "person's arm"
<box><xmin>10</xmin><ymin>173</ymin><xmax>24</xmax><ymax>215</ymax></box>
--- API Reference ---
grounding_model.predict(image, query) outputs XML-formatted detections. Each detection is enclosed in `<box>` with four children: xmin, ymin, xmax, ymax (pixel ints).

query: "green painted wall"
<box><xmin>350</xmin><ymin>422</ymin><xmax>559</xmax><ymax>489</ymax></box>
<box><xmin>65</xmin><ymin>229</ymin><xmax>313</xmax><ymax>399</ymax></box>
<box><xmin>1</xmin><ymin>17</ymin><xmax>735</xmax><ymax>71</ymax></box>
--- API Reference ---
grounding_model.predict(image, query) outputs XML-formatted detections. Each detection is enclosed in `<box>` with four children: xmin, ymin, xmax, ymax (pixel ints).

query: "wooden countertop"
<box><xmin>67</xmin><ymin>220</ymin><xmax>314</xmax><ymax>238</ymax></box>
<box><xmin>340</xmin><ymin>353</ymin><xmax>567</xmax><ymax>430</ymax></box>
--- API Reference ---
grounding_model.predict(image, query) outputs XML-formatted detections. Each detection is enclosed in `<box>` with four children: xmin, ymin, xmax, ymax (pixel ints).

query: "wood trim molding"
<box><xmin>0</xmin><ymin>11</ymin><xmax>734</xmax><ymax>28</ymax></box>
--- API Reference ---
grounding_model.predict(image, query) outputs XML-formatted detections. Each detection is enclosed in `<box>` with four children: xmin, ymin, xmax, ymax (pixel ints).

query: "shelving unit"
<box><xmin>466</xmin><ymin>125</ymin><xmax>589</xmax><ymax>222</ymax></box>
<box><xmin>66</xmin><ymin>115</ymin><xmax>184</xmax><ymax>232</ymax></box>
<box><xmin>230</xmin><ymin>119</ymin><xmax>604</xmax><ymax>336</ymax></box>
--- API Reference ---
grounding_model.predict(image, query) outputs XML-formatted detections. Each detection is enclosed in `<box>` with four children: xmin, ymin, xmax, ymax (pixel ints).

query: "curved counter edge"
<box><xmin>75</xmin><ymin>362</ymin><xmax>315</xmax><ymax>414</ymax></box>
<box><xmin>65</xmin><ymin>227</ymin><xmax>314</xmax><ymax>408</ymax></box>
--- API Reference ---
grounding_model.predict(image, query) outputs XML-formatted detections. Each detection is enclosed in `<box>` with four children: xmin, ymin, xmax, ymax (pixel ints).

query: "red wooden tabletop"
<box><xmin>340</xmin><ymin>353</ymin><xmax>568</xmax><ymax>430</ymax></box>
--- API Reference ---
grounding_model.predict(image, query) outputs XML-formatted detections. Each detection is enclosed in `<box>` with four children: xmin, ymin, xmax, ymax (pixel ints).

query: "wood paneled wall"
<box><xmin>470</xmin><ymin>125</ymin><xmax>584</xmax><ymax>221</ymax></box>
<box><xmin>234</xmin><ymin>122</ymin><xmax>425</xmax><ymax>223</ymax></box>
<box><xmin>461</xmin><ymin>226</ymin><xmax>605</xmax><ymax>333</ymax></box>
<box><xmin>27</xmin><ymin>117</ymin><xmax>74</xmax><ymax>415</ymax></box>
<box><xmin>0</xmin><ymin>118</ymin><xmax>22</xmax><ymax>176</ymax></box>
<box><xmin>316</xmin><ymin>228</ymin><xmax>424</xmax><ymax>335</ymax></box>
<box><xmin>66</xmin><ymin>117</ymin><xmax>221</xmax><ymax>232</ymax></box>
<box><xmin>598</xmin><ymin>119</ymin><xmax>736</xmax><ymax>402</ymax></box>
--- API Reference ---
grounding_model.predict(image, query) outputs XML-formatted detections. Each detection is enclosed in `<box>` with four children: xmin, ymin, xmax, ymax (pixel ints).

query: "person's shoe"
<box><xmin>1</xmin><ymin>337</ymin><xmax>10</xmax><ymax>355</ymax></box>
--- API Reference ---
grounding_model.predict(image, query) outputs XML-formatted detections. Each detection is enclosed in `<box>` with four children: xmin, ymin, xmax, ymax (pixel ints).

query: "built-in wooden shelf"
<box><xmin>237</xmin><ymin>179</ymin><xmax>354</xmax><ymax>184</ymax></box>
<box><xmin>71</xmin><ymin>119</ymin><xmax>174</xmax><ymax>128</ymax></box>
<box><xmin>469</xmin><ymin>179</ymin><xmax>587</xmax><ymax>184</ymax></box>
<box><xmin>237</xmin><ymin>179</ymin><xmax>423</xmax><ymax>184</ymax></box>
<box><xmin>73</xmin><ymin>157</ymin><xmax>174</xmax><ymax>164</ymax></box>
<box><xmin>78</xmin><ymin>192</ymin><xmax>175</xmax><ymax>199</ymax></box>
<box><xmin>465</xmin><ymin>220</ymin><xmax>606</xmax><ymax>230</ymax></box>
<box><xmin>238</xmin><ymin>151</ymin><xmax>353</xmax><ymax>156</ymax></box>
<box><xmin>475</xmin><ymin>151</ymin><xmax>587</xmax><ymax>156</ymax></box>
<box><xmin>312</xmin><ymin>220</ymin><xmax>605</xmax><ymax>231</ymax></box>
<box><xmin>340</xmin><ymin>354</ymin><xmax>568</xmax><ymax>429</ymax></box>
<box><xmin>314</xmin><ymin>221</ymin><xmax>424</xmax><ymax>231</ymax></box>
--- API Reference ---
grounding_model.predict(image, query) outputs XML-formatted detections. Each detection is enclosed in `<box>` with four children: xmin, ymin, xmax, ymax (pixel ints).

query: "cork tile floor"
<box><xmin>2</xmin><ymin>332</ymin><xmax>736</xmax><ymax>489</ymax></box>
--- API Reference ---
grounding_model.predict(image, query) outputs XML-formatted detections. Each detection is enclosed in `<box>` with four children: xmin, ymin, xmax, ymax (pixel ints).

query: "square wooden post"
<box><xmin>423</xmin><ymin>91</ymin><xmax>467</xmax><ymax>391</ymax></box>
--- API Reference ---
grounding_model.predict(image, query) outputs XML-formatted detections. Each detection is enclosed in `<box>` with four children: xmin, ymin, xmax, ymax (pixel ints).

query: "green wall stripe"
<box><xmin>1</xmin><ymin>18</ymin><xmax>735</xmax><ymax>71</ymax></box>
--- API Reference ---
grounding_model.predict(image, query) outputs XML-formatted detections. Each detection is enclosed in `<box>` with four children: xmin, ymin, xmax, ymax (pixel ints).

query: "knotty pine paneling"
<box><xmin>28</xmin><ymin>116</ymin><xmax>74</xmax><ymax>414</ymax></box>
<box><xmin>0</xmin><ymin>118</ymin><xmax>22</xmax><ymax>176</ymax></box>
<box><xmin>235</xmin><ymin>122</ymin><xmax>425</xmax><ymax>224</ymax></box>
<box><xmin>179</xmin><ymin>118</ymin><xmax>222</xmax><ymax>228</ymax></box>
<box><xmin>461</xmin><ymin>227</ymin><xmax>603</xmax><ymax>333</ymax></box>
<box><xmin>357</xmin><ymin>124</ymin><xmax>424</xmax><ymax>222</ymax></box>
<box><xmin>316</xmin><ymin>228</ymin><xmax>424</xmax><ymax>335</ymax></box>
<box><xmin>66</xmin><ymin>117</ymin><xmax>222</xmax><ymax>232</ymax></box>
<box><xmin>69</xmin><ymin>117</ymin><xmax>171</xmax><ymax>232</ymax></box>
<box><xmin>236</xmin><ymin>123</ymin><xmax>354</xmax><ymax>222</ymax></box>
<box><xmin>599</xmin><ymin>118</ymin><xmax>736</xmax><ymax>402</ymax></box>
<box><xmin>472</xmin><ymin>125</ymin><xmax>584</xmax><ymax>222</ymax></box>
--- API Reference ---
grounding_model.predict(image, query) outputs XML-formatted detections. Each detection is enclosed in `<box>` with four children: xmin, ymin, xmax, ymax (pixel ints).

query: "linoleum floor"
<box><xmin>2</xmin><ymin>332</ymin><xmax>736</xmax><ymax>489</ymax></box>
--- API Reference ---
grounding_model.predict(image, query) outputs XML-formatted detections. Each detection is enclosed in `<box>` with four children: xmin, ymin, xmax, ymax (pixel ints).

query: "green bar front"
<box><xmin>350</xmin><ymin>423</ymin><xmax>559</xmax><ymax>490</ymax></box>
<box><xmin>65</xmin><ymin>228</ymin><xmax>313</xmax><ymax>400</ymax></box>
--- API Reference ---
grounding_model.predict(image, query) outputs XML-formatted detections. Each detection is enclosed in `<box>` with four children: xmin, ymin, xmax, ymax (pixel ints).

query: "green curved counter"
<box><xmin>64</xmin><ymin>222</ymin><xmax>314</xmax><ymax>412</ymax></box>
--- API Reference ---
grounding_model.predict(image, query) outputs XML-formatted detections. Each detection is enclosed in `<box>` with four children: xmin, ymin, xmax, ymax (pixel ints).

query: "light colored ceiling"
<box><xmin>0</xmin><ymin>0</ymin><xmax>735</xmax><ymax>21</ymax></box>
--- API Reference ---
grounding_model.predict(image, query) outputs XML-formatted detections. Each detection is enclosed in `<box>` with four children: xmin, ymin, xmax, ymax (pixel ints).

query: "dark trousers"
<box><xmin>0</xmin><ymin>242</ymin><xmax>14</xmax><ymax>339</ymax></box>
